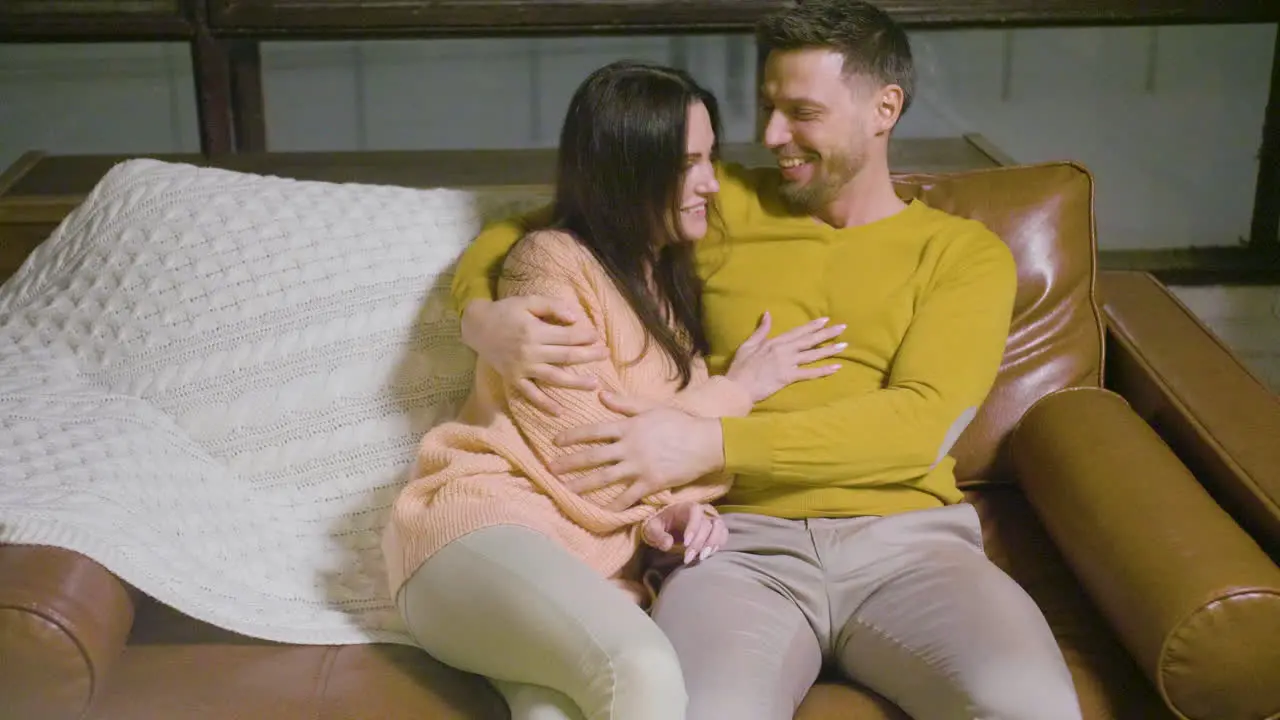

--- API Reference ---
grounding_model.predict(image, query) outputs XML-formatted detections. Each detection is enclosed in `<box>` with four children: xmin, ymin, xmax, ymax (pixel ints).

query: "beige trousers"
<box><xmin>396</xmin><ymin>525</ymin><xmax>684</xmax><ymax>720</ymax></box>
<box><xmin>651</xmin><ymin>503</ymin><xmax>1084</xmax><ymax>720</ymax></box>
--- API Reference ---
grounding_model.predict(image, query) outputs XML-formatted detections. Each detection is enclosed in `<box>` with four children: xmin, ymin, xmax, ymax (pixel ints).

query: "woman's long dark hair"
<box><xmin>548</xmin><ymin>60</ymin><xmax>722</xmax><ymax>389</ymax></box>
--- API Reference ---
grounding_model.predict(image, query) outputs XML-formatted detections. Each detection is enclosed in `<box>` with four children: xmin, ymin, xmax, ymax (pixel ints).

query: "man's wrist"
<box><xmin>458</xmin><ymin>298</ymin><xmax>492</xmax><ymax>352</ymax></box>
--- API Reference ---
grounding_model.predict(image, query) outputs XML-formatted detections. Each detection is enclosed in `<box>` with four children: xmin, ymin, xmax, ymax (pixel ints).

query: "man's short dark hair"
<box><xmin>756</xmin><ymin>0</ymin><xmax>915</xmax><ymax>113</ymax></box>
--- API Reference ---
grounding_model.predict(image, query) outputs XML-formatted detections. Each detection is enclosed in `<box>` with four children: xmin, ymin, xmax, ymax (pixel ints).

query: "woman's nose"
<box><xmin>697</xmin><ymin>166</ymin><xmax>720</xmax><ymax>194</ymax></box>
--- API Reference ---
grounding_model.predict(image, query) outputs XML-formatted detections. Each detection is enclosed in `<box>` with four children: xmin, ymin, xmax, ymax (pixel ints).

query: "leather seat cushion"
<box><xmin>86</xmin><ymin>601</ymin><xmax>506</xmax><ymax>720</ymax></box>
<box><xmin>86</xmin><ymin>489</ymin><xmax>1170</xmax><ymax>720</ymax></box>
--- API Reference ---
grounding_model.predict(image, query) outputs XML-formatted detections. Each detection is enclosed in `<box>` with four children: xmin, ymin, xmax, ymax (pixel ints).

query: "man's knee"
<box><xmin>951</xmin><ymin>570</ymin><xmax>1082</xmax><ymax>719</ymax></box>
<box><xmin>963</xmin><ymin>656</ymin><xmax>1082</xmax><ymax>720</ymax></box>
<box><xmin>683</xmin><ymin>680</ymin><xmax>795</xmax><ymax>720</ymax></box>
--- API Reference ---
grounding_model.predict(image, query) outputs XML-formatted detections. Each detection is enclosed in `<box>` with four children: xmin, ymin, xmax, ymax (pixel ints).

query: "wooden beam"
<box><xmin>0</xmin><ymin>1</ymin><xmax>192</xmax><ymax>40</ymax></box>
<box><xmin>206</xmin><ymin>0</ymin><xmax>1280</xmax><ymax>36</ymax></box>
<box><xmin>0</xmin><ymin>152</ymin><xmax>45</xmax><ymax>198</ymax></box>
<box><xmin>191</xmin><ymin>0</ymin><xmax>236</xmax><ymax>155</ymax></box>
<box><xmin>1099</xmin><ymin>247</ymin><xmax>1280</xmax><ymax>285</ymax></box>
<box><xmin>229</xmin><ymin>40</ymin><xmax>268</xmax><ymax>152</ymax></box>
<box><xmin>3</xmin><ymin>0</ymin><xmax>1275</xmax><ymax>39</ymax></box>
<box><xmin>1251</xmin><ymin>25</ymin><xmax>1280</xmax><ymax>251</ymax></box>
<box><xmin>210</xmin><ymin>0</ymin><xmax>777</xmax><ymax>35</ymax></box>
<box><xmin>0</xmin><ymin>139</ymin><xmax>999</xmax><ymax>198</ymax></box>
<box><xmin>879</xmin><ymin>0</ymin><xmax>1280</xmax><ymax>27</ymax></box>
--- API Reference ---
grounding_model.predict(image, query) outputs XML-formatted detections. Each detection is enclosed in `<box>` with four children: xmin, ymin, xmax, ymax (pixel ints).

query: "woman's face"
<box><xmin>676</xmin><ymin>101</ymin><xmax>720</xmax><ymax>241</ymax></box>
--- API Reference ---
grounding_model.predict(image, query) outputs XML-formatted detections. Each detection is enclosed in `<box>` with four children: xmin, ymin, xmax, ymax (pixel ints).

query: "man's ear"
<box><xmin>872</xmin><ymin>84</ymin><xmax>906</xmax><ymax>135</ymax></box>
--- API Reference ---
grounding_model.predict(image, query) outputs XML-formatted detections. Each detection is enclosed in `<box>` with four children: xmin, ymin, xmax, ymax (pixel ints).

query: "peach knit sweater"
<box><xmin>381</xmin><ymin>230</ymin><xmax>753</xmax><ymax>602</ymax></box>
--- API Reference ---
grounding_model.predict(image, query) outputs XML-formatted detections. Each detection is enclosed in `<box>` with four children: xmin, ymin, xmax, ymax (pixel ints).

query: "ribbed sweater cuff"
<box><xmin>720</xmin><ymin>415</ymin><xmax>774</xmax><ymax>477</ymax></box>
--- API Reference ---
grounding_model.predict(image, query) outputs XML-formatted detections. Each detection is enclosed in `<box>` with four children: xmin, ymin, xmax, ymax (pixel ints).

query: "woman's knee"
<box><xmin>603</xmin><ymin>627</ymin><xmax>688</xmax><ymax>718</ymax></box>
<box><xmin>491</xmin><ymin>679</ymin><xmax>586</xmax><ymax>720</ymax></box>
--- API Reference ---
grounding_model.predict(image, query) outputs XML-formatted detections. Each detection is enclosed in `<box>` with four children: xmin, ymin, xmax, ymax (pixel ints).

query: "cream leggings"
<box><xmin>396</xmin><ymin>525</ymin><xmax>685</xmax><ymax>720</ymax></box>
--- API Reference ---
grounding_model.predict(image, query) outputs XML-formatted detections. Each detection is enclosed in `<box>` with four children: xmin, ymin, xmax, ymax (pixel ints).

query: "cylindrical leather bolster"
<box><xmin>1100</xmin><ymin>270</ymin><xmax>1280</xmax><ymax>559</ymax></box>
<box><xmin>1009</xmin><ymin>388</ymin><xmax>1280</xmax><ymax>720</ymax></box>
<box><xmin>0</xmin><ymin>544</ymin><xmax>136</xmax><ymax>720</ymax></box>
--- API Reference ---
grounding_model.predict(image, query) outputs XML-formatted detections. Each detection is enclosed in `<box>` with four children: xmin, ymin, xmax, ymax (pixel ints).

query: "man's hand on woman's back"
<box><xmin>551</xmin><ymin>393</ymin><xmax>727</xmax><ymax>510</ymax></box>
<box><xmin>459</xmin><ymin>296</ymin><xmax>609</xmax><ymax>415</ymax></box>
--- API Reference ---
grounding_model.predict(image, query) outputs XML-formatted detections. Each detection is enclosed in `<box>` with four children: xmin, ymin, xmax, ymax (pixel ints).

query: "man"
<box><xmin>450</xmin><ymin>2</ymin><xmax>1083</xmax><ymax>718</ymax></box>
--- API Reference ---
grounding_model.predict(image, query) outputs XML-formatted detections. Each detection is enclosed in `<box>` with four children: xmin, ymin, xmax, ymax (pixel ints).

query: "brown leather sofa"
<box><xmin>3</xmin><ymin>160</ymin><xmax>1279</xmax><ymax>720</ymax></box>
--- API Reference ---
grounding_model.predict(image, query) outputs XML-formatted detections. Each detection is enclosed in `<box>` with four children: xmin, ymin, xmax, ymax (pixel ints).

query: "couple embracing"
<box><xmin>381</xmin><ymin>2</ymin><xmax>1082</xmax><ymax>719</ymax></box>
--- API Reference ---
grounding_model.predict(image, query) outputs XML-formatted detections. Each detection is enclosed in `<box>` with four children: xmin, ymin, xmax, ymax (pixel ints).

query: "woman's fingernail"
<box><xmin>834</xmin><ymin>342</ymin><xmax>848</xmax><ymax>349</ymax></box>
<box><xmin>684</xmin><ymin>549</ymin><xmax>696</xmax><ymax>564</ymax></box>
<box><xmin>699</xmin><ymin>547</ymin><xmax>712</xmax><ymax>561</ymax></box>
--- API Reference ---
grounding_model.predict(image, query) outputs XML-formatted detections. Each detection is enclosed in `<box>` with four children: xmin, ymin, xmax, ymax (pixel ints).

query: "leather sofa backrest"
<box><xmin>891</xmin><ymin>162</ymin><xmax>1105</xmax><ymax>484</ymax></box>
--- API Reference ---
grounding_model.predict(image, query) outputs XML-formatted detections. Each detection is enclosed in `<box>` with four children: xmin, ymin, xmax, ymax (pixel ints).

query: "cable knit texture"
<box><xmin>382</xmin><ymin>230</ymin><xmax>752</xmax><ymax>603</ymax></box>
<box><xmin>0</xmin><ymin>159</ymin><xmax>577</xmax><ymax>646</ymax></box>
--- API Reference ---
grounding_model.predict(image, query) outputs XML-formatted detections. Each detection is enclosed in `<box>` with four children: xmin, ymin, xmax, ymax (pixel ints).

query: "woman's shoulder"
<box><xmin>498</xmin><ymin>228</ymin><xmax>612</xmax><ymax>304</ymax></box>
<box><xmin>506</xmin><ymin>228</ymin><xmax>599</xmax><ymax>274</ymax></box>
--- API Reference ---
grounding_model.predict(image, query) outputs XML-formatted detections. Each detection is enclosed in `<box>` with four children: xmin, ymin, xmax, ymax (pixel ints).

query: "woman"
<box><xmin>381</xmin><ymin>60</ymin><xmax>844</xmax><ymax>720</ymax></box>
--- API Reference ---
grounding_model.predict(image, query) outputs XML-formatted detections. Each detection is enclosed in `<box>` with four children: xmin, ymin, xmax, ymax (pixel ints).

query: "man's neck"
<box><xmin>814</xmin><ymin>159</ymin><xmax>907</xmax><ymax>229</ymax></box>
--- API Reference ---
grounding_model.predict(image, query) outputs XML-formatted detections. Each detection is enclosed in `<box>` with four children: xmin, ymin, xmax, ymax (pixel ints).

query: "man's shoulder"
<box><xmin>915</xmin><ymin>203</ymin><xmax>1014</xmax><ymax>270</ymax></box>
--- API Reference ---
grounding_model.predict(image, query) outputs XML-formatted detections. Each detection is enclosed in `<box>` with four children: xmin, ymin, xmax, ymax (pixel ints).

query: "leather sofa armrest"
<box><xmin>0</xmin><ymin>544</ymin><xmax>136</xmax><ymax>720</ymax></box>
<box><xmin>1009</xmin><ymin>387</ymin><xmax>1280</xmax><ymax>720</ymax></box>
<box><xmin>1099</xmin><ymin>270</ymin><xmax>1280</xmax><ymax>559</ymax></box>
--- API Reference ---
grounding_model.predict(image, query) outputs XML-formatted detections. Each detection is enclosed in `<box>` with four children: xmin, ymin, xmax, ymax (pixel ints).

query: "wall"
<box><xmin>1</xmin><ymin>28</ymin><xmax>1278</xmax><ymax>389</ymax></box>
<box><xmin>0</xmin><ymin>42</ymin><xmax>200</xmax><ymax>163</ymax></box>
<box><xmin>1</xmin><ymin>26</ymin><xmax>1274</xmax><ymax>250</ymax></box>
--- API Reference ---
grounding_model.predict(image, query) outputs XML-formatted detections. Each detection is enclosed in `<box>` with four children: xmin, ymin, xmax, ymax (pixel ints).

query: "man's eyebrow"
<box><xmin>761</xmin><ymin>93</ymin><xmax>828</xmax><ymax>109</ymax></box>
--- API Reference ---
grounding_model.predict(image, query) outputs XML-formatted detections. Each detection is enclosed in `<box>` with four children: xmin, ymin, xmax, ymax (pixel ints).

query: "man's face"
<box><xmin>760</xmin><ymin>48</ymin><xmax>876</xmax><ymax>214</ymax></box>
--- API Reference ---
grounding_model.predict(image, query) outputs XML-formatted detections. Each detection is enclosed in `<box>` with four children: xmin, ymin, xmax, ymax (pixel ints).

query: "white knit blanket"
<box><xmin>0</xmin><ymin>159</ymin><xmax>551</xmax><ymax>645</ymax></box>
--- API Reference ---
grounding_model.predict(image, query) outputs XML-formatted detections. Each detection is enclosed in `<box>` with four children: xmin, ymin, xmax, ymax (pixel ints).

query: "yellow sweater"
<box><xmin>452</xmin><ymin>162</ymin><xmax>1017</xmax><ymax>520</ymax></box>
<box><xmin>382</xmin><ymin>230</ymin><xmax>753</xmax><ymax>601</ymax></box>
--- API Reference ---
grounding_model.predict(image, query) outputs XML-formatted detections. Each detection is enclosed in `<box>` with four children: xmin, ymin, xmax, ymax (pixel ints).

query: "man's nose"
<box><xmin>762</xmin><ymin>110</ymin><xmax>790</xmax><ymax>149</ymax></box>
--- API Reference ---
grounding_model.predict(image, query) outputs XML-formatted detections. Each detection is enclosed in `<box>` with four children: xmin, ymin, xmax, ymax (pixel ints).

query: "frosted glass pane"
<box><xmin>0</xmin><ymin>42</ymin><xmax>199</xmax><ymax>170</ymax></box>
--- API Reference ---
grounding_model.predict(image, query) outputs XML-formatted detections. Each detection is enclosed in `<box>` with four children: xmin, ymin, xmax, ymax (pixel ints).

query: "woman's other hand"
<box><xmin>724</xmin><ymin>312</ymin><xmax>846</xmax><ymax>403</ymax></box>
<box><xmin>641</xmin><ymin>502</ymin><xmax>728</xmax><ymax>565</ymax></box>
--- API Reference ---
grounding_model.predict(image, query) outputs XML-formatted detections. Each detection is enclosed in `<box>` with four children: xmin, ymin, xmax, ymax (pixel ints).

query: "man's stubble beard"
<box><xmin>777</xmin><ymin>144</ymin><xmax>865</xmax><ymax>216</ymax></box>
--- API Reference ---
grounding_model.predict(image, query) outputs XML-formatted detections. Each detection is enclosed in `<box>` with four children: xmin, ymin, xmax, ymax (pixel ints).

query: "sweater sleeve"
<box><xmin>499</xmin><ymin>232</ymin><xmax>738</xmax><ymax>507</ymax></box>
<box><xmin>450</xmin><ymin>203</ymin><xmax>554</xmax><ymax>314</ymax></box>
<box><xmin>719</xmin><ymin>230</ymin><xmax>1017</xmax><ymax>486</ymax></box>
